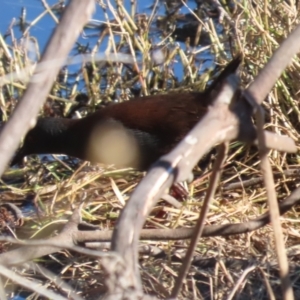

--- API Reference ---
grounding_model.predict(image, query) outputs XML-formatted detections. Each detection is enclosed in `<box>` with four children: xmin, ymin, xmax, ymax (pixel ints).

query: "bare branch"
<box><xmin>247</xmin><ymin>24</ymin><xmax>300</xmax><ymax>106</ymax></box>
<box><xmin>110</xmin><ymin>75</ymin><xmax>241</xmax><ymax>289</ymax></box>
<box><xmin>0</xmin><ymin>264</ymin><xmax>67</xmax><ymax>300</ymax></box>
<box><xmin>109</xmin><ymin>23</ymin><xmax>300</xmax><ymax>296</ymax></box>
<box><xmin>172</xmin><ymin>143</ymin><xmax>229</xmax><ymax>298</ymax></box>
<box><xmin>250</xmin><ymin>93</ymin><xmax>293</xmax><ymax>298</ymax></box>
<box><xmin>0</xmin><ymin>0</ymin><xmax>95</xmax><ymax>175</ymax></box>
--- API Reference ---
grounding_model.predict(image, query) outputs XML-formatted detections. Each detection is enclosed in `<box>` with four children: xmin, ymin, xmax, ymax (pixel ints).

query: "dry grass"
<box><xmin>1</xmin><ymin>0</ymin><xmax>300</xmax><ymax>299</ymax></box>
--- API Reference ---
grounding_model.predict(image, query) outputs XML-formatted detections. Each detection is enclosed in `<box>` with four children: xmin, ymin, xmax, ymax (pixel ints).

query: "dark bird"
<box><xmin>11</xmin><ymin>57</ymin><xmax>241</xmax><ymax>170</ymax></box>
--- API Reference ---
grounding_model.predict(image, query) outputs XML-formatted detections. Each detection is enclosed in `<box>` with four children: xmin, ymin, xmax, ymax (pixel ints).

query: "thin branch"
<box><xmin>171</xmin><ymin>142</ymin><xmax>229</xmax><ymax>298</ymax></box>
<box><xmin>251</xmin><ymin>91</ymin><xmax>294</xmax><ymax>300</ymax></box>
<box><xmin>110</xmin><ymin>76</ymin><xmax>241</xmax><ymax>290</ymax></box>
<box><xmin>0</xmin><ymin>0</ymin><xmax>95</xmax><ymax>175</ymax></box>
<box><xmin>247</xmin><ymin>24</ymin><xmax>300</xmax><ymax>105</ymax></box>
<box><xmin>0</xmin><ymin>264</ymin><xmax>67</xmax><ymax>300</ymax></box>
<box><xmin>26</xmin><ymin>262</ymin><xmax>85</xmax><ymax>300</ymax></box>
<box><xmin>76</xmin><ymin>184</ymin><xmax>300</xmax><ymax>242</ymax></box>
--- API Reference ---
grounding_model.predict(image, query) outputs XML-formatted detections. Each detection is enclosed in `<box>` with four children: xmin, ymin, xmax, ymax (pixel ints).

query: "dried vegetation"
<box><xmin>0</xmin><ymin>0</ymin><xmax>300</xmax><ymax>299</ymax></box>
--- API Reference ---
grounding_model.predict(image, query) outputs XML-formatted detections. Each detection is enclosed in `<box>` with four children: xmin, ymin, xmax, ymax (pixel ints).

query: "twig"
<box><xmin>110</xmin><ymin>75</ymin><xmax>241</xmax><ymax>290</ymax></box>
<box><xmin>0</xmin><ymin>264</ymin><xmax>67</xmax><ymax>300</ymax></box>
<box><xmin>248</xmin><ymin>89</ymin><xmax>294</xmax><ymax>299</ymax></box>
<box><xmin>226</xmin><ymin>265</ymin><xmax>257</xmax><ymax>300</ymax></box>
<box><xmin>247</xmin><ymin>23</ymin><xmax>300</xmax><ymax>106</ymax></box>
<box><xmin>0</xmin><ymin>0</ymin><xmax>95</xmax><ymax>176</ymax></box>
<box><xmin>223</xmin><ymin>168</ymin><xmax>300</xmax><ymax>191</ymax></box>
<box><xmin>25</xmin><ymin>262</ymin><xmax>84</xmax><ymax>300</ymax></box>
<box><xmin>171</xmin><ymin>143</ymin><xmax>229</xmax><ymax>298</ymax></box>
<box><xmin>77</xmin><ymin>184</ymin><xmax>300</xmax><ymax>242</ymax></box>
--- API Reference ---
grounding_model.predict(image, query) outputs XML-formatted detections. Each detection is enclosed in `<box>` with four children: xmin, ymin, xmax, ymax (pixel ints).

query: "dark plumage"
<box><xmin>11</xmin><ymin>57</ymin><xmax>241</xmax><ymax>170</ymax></box>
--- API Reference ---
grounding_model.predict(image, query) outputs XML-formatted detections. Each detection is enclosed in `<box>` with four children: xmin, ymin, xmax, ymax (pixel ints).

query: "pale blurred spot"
<box><xmin>22</xmin><ymin>37</ymin><xmax>40</xmax><ymax>63</ymax></box>
<box><xmin>150</xmin><ymin>47</ymin><xmax>165</xmax><ymax>66</ymax></box>
<box><xmin>86</xmin><ymin>120</ymin><xmax>141</xmax><ymax>169</ymax></box>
